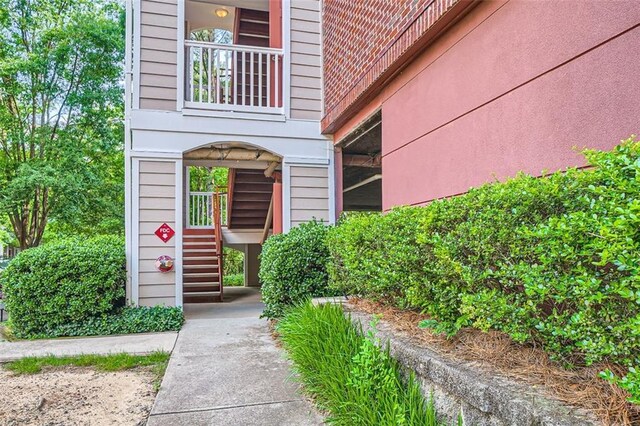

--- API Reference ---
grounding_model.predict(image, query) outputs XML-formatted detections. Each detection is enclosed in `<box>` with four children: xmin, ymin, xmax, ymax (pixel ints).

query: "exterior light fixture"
<box><xmin>215</xmin><ymin>8</ymin><xmax>228</xmax><ymax>18</ymax></box>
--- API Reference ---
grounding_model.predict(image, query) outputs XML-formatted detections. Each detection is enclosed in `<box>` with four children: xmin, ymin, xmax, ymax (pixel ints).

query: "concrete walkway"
<box><xmin>147</xmin><ymin>287</ymin><xmax>324</xmax><ymax>426</ymax></box>
<box><xmin>0</xmin><ymin>331</ymin><xmax>178</xmax><ymax>362</ymax></box>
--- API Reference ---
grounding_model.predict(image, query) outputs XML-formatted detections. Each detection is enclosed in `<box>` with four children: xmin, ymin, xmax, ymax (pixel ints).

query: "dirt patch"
<box><xmin>347</xmin><ymin>298</ymin><xmax>640</xmax><ymax>426</ymax></box>
<box><xmin>0</xmin><ymin>367</ymin><xmax>156</xmax><ymax>426</ymax></box>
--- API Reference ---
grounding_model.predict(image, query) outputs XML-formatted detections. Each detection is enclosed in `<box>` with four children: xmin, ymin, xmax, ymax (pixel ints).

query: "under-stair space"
<box><xmin>183</xmin><ymin>228</ymin><xmax>222</xmax><ymax>303</ymax></box>
<box><xmin>228</xmin><ymin>169</ymin><xmax>274</xmax><ymax>229</ymax></box>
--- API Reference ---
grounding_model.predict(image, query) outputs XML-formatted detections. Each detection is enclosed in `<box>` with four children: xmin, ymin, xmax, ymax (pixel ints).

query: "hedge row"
<box><xmin>1</xmin><ymin>235</ymin><xmax>183</xmax><ymax>339</ymax></box>
<box><xmin>328</xmin><ymin>139</ymin><xmax>640</xmax><ymax>372</ymax></box>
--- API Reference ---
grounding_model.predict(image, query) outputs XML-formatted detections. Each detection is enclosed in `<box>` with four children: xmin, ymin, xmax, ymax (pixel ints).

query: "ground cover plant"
<box><xmin>260</xmin><ymin>221</ymin><xmax>338</xmax><ymax>318</ymax></box>
<box><xmin>1</xmin><ymin>236</ymin><xmax>183</xmax><ymax>338</ymax></box>
<box><xmin>277</xmin><ymin>302</ymin><xmax>444</xmax><ymax>425</ymax></box>
<box><xmin>327</xmin><ymin>138</ymin><xmax>640</xmax><ymax>404</ymax></box>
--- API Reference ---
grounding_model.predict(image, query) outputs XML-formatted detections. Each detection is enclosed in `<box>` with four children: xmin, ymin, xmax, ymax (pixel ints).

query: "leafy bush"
<box><xmin>277</xmin><ymin>302</ymin><xmax>440</xmax><ymax>425</ymax></box>
<box><xmin>2</xmin><ymin>235</ymin><xmax>126</xmax><ymax>337</ymax></box>
<box><xmin>327</xmin><ymin>138</ymin><xmax>640</xmax><ymax>403</ymax></box>
<box><xmin>1</xmin><ymin>235</ymin><xmax>184</xmax><ymax>339</ymax></box>
<box><xmin>260</xmin><ymin>221</ymin><xmax>337</xmax><ymax>318</ymax></box>
<box><xmin>224</xmin><ymin>273</ymin><xmax>244</xmax><ymax>286</ymax></box>
<box><xmin>34</xmin><ymin>305</ymin><xmax>184</xmax><ymax>339</ymax></box>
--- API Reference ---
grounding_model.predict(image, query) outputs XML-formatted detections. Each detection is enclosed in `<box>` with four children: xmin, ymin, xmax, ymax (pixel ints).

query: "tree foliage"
<box><xmin>0</xmin><ymin>0</ymin><xmax>124</xmax><ymax>248</ymax></box>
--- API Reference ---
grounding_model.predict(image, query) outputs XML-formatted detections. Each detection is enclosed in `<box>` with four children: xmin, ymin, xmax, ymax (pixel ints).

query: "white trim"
<box><xmin>174</xmin><ymin>160</ymin><xmax>184</xmax><ymax>307</ymax></box>
<box><xmin>177</xmin><ymin>0</ymin><xmax>185</xmax><ymax>111</ymax></box>
<box><xmin>130</xmin><ymin>150</ymin><xmax>183</xmax><ymax>159</ymax></box>
<box><xmin>132</xmin><ymin>0</ymin><xmax>141</xmax><ymax>110</ymax></box>
<box><xmin>184</xmin><ymin>101</ymin><xmax>283</xmax><ymax>115</ymax></box>
<box><xmin>283</xmin><ymin>0</ymin><xmax>291</xmax><ymax>119</ymax></box>
<box><xmin>318</xmin><ymin>0</ymin><xmax>325</xmax><ymax>118</ymax></box>
<box><xmin>327</xmin><ymin>143</ymin><xmax>336</xmax><ymax>225</ymax></box>
<box><xmin>282</xmin><ymin>163</ymin><xmax>291</xmax><ymax>232</ymax></box>
<box><xmin>283</xmin><ymin>156</ymin><xmax>330</xmax><ymax>166</ymax></box>
<box><xmin>182</xmin><ymin>108</ymin><xmax>286</xmax><ymax>122</ymax></box>
<box><xmin>131</xmin><ymin>158</ymin><xmax>140</xmax><ymax>306</ymax></box>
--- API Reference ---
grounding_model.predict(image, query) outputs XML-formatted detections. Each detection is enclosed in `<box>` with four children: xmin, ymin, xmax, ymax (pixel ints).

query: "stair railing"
<box><xmin>213</xmin><ymin>189</ymin><xmax>224</xmax><ymax>301</ymax></box>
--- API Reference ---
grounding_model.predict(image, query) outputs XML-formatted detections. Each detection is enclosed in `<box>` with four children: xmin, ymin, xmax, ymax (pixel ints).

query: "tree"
<box><xmin>0</xmin><ymin>0</ymin><xmax>124</xmax><ymax>249</ymax></box>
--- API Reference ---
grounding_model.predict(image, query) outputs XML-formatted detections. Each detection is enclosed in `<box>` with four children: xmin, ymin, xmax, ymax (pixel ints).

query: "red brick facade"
<box><xmin>322</xmin><ymin>0</ymin><xmax>464</xmax><ymax>133</ymax></box>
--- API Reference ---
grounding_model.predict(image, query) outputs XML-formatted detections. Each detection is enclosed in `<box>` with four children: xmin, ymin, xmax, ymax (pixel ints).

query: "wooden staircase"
<box><xmin>182</xmin><ymin>228</ymin><xmax>222</xmax><ymax>303</ymax></box>
<box><xmin>228</xmin><ymin>169</ymin><xmax>273</xmax><ymax>229</ymax></box>
<box><xmin>234</xmin><ymin>8</ymin><xmax>270</xmax><ymax>106</ymax></box>
<box><xmin>235</xmin><ymin>9</ymin><xmax>270</xmax><ymax>47</ymax></box>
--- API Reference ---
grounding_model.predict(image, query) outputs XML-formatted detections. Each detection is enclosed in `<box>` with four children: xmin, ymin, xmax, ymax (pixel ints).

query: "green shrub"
<box><xmin>277</xmin><ymin>302</ymin><xmax>440</xmax><ymax>425</ymax></box>
<box><xmin>223</xmin><ymin>273</ymin><xmax>244</xmax><ymax>286</ymax></box>
<box><xmin>259</xmin><ymin>221</ymin><xmax>337</xmax><ymax>318</ymax></box>
<box><xmin>327</xmin><ymin>138</ymin><xmax>640</xmax><ymax>403</ymax></box>
<box><xmin>37</xmin><ymin>305</ymin><xmax>184</xmax><ymax>339</ymax></box>
<box><xmin>2</xmin><ymin>235</ymin><xmax>126</xmax><ymax>337</ymax></box>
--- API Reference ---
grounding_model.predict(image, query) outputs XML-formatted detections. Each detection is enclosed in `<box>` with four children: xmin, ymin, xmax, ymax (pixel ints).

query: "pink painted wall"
<box><xmin>381</xmin><ymin>0</ymin><xmax>640</xmax><ymax>209</ymax></box>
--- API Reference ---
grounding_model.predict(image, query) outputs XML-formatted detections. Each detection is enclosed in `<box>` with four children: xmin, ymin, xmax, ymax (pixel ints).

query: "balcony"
<box><xmin>184</xmin><ymin>41</ymin><xmax>284</xmax><ymax>115</ymax></box>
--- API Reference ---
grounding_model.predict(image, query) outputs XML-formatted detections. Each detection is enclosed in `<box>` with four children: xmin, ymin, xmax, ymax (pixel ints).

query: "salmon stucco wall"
<box><xmin>380</xmin><ymin>0</ymin><xmax>640</xmax><ymax>209</ymax></box>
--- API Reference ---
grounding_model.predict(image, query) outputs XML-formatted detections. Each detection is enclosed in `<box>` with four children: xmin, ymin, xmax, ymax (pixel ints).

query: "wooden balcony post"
<box><xmin>272</xmin><ymin>172</ymin><xmax>283</xmax><ymax>234</ymax></box>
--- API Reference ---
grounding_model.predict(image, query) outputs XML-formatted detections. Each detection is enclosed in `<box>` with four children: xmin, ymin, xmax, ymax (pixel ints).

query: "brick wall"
<box><xmin>322</xmin><ymin>0</ymin><xmax>462</xmax><ymax>133</ymax></box>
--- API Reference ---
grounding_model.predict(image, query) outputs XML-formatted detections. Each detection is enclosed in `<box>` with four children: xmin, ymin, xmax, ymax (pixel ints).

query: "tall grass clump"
<box><xmin>277</xmin><ymin>302</ymin><xmax>442</xmax><ymax>425</ymax></box>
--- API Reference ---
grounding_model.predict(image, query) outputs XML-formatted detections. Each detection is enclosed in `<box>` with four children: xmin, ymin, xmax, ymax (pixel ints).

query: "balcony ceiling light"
<box><xmin>215</xmin><ymin>8</ymin><xmax>228</xmax><ymax>18</ymax></box>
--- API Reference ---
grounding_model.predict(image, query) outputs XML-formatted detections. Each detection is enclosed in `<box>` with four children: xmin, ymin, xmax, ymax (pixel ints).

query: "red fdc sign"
<box><xmin>155</xmin><ymin>223</ymin><xmax>175</xmax><ymax>243</ymax></box>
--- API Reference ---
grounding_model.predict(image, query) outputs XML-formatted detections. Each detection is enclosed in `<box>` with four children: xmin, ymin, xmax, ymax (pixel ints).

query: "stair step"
<box><xmin>183</xmin><ymin>293</ymin><xmax>222</xmax><ymax>303</ymax></box>
<box><xmin>230</xmin><ymin>217</ymin><xmax>268</xmax><ymax>226</ymax></box>
<box><xmin>184</xmin><ymin>228</ymin><xmax>215</xmax><ymax>236</ymax></box>
<box><xmin>233</xmin><ymin>192</ymin><xmax>272</xmax><ymax>202</ymax></box>
<box><xmin>184</xmin><ymin>251</ymin><xmax>221</xmax><ymax>258</ymax></box>
<box><xmin>183</xmin><ymin>243</ymin><xmax>217</xmax><ymax>250</ymax></box>
<box><xmin>183</xmin><ymin>236</ymin><xmax>216</xmax><ymax>243</ymax></box>
<box><xmin>184</xmin><ymin>266</ymin><xmax>219</xmax><ymax>274</ymax></box>
<box><xmin>184</xmin><ymin>276</ymin><xmax>220</xmax><ymax>284</ymax></box>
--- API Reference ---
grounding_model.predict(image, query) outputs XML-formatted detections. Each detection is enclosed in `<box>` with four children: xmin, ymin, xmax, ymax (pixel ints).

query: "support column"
<box><xmin>334</xmin><ymin>147</ymin><xmax>343</xmax><ymax>220</ymax></box>
<box><xmin>244</xmin><ymin>244</ymin><xmax>262</xmax><ymax>287</ymax></box>
<box><xmin>273</xmin><ymin>173</ymin><xmax>283</xmax><ymax>235</ymax></box>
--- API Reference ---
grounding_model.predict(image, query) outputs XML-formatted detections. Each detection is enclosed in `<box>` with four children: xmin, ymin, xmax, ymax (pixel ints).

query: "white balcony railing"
<box><xmin>188</xmin><ymin>192</ymin><xmax>228</xmax><ymax>228</ymax></box>
<box><xmin>185</xmin><ymin>41</ymin><xmax>283</xmax><ymax>114</ymax></box>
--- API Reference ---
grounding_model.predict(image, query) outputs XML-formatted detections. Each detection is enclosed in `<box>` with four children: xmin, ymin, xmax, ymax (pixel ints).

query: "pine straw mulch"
<box><xmin>347</xmin><ymin>298</ymin><xmax>640</xmax><ymax>426</ymax></box>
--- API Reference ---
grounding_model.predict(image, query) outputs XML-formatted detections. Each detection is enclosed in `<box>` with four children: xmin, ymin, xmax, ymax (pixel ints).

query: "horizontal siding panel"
<box><xmin>292</xmin><ymin>63</ymin><xmax>321</xmax><ymax>78</ymax></box>
<box><xmin>291</xmin><ymin>1</ymin><xmax>320</xmax><ymax>12</ymax></box>
<box><xmin>290</xmin><ymin>109</ymin><xmax>321</xmax><ymax>120</ymax></box>
<box><xmin>140</xmin><ymin>259</ymin><xmax>168</xmax><ymax>272</ymax></box>
<box><xmin>139</xmin><ymin>221</ymin><xmax>177</xmax><ymax>234</ymax></box>
<box><xmin>291</xmin><ymin>29</ymin><xmax>320</xmax><ymax>45</ymax></box>
<box><xmin>139</xmin><ymin>246</ymin><xmax>176</xmax><ymax>260</ymax></box>
<box><xmin>139</xmin><ymin>272</ymin><xmax>175</xmax><ymax>285</ymax></box>
<box><xmin>290</xmin><ymin>167</ymin><xmax>328</xmax><ymax>177</ymax></box>
<box><xmin>141</xmin><ymin>49</ymin><xmax>177</xmax><ymax>64</ymax></box>
<box><xmin>139</xmin><ymin>296</ymin><xmax>175</xmax><ymax>307</ymax></box>
<box><xmin>291</xmin><ymin>42</ymin><xmax>320</xmax><ymax>57</ymax></box>
<box><xmin>139</xmin><ymin>172</ymin><xmax>175</xmax><ymax>186</ymax></box>
<box><xmin>291</xmin><ymin>52</ymin><xmax>321</xmax><ymax>67</ymax></box>
<box><xmin>141</xmin><ymin>0</ymin><xmax>177</xmax><ymax>17</ymax></box>
<box><xmin>291</xmin><ymin>6</ymin><xmax>319</xmax><ymax>22</ymax></box>
<box><xmin>140</xmin><ymin>86</ymin><xmax>177</xmax><ymax>101</ymax></box>
<box><xmin>140</xmin><ymin>234</ymin><xmax>177</xmax><ymax>247</ymax></box>
<box><xmin>139</xmin><ymin>98</ymin><xmax>176</xmax><ymax>111</ymax></box>
<box><xmin>141</xmin><ymin>74</ymin><xmax>177</xmax><ymax>88</ymax></box>
<box><xmin>140</xmin><ymin>197</ymin><xmax>174</xmax><ymax>210</ymax></box>
<box><xmin>141</xmin><ymin>61</ymin><xmax>177</xmax><ymax>77</ymax></box>
<box><xmin>139</xmin><ymin>210</ymin><xmax>176</xmax><ymax>223</ymax></box>
<box><xmin>291</xmin><ymin>98</ymin><xmax>322</xmax><ymax>111</ymax></box>
<box><xmin>140</xmin><ymin>12</ymin><xmax>177</xmax><ymax>29</ymax></box>
<box><xmin>139</xmin><ymin>284</ymin><xmax>175</xmax><ymax>298</ymax></box>
<box><xmin>291</xmin><ymin>87</ymin><xmax>322</xmax><ymax>101</ymax></box>
<box><xmin>140</xmin><ymin>184</ymin><xmax>175</xmax><ymax>198</ymax></box>
<box><xmin>291</xmin><ymin>197</ymin><xmax>328</xmax><ymax>209</ymax></box>
<box><xmin>291</xmin><ymin>176</ymin><xmax>328</xmax><ymax>188</ymax></box>
<box><xmin>141</xmin><ymin>36</ymin><xmax>177</xmax><ymax>53</ymax></box>
<box><xmin>140</xmin><ymin>161</ymin><xmax>176</xmax><ymax>173</ymax></box>
<box><xmin>291</xmin><ymin>75</ymin><xmax>321</xmax><ymax>89</ymax></box>
<box><xmin>291</xmin><ymin>18</ymin><xmax>320</xmax><ymax>33</ymax></box>
<box><xmin>141</xmin><ymin>23</ymin><xmax>178</xmax><ymax>40</ymax></box>
<box><xmin>290</xmin><ymin>186</ymin><xmax>328</xmax><ymax>198</ymax></box>
<box><xmin>291</xmin><ymin>209</ymin><xmax>329</xmax><ymax>222</ymax></box>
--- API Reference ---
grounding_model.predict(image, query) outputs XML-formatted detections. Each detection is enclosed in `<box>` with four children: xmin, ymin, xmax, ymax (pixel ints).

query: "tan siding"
<box><xmin>289</xmin><ymin>165</ymin><xmax>329</xmax><ymax>226</ymax></box>
<box><xmin>139</xmin><ymin>0</ymin><xmax>178</xmax><ymax>111</ymax></box>
<box><xmin>138</xmin><ymin>160</ymin><xmax>176</xmax><ymax>306</ymax></box>
<box><xmin>290</xmin><ymin>1</ymin><xmax>322</xmax><ymax>120</ymax></box>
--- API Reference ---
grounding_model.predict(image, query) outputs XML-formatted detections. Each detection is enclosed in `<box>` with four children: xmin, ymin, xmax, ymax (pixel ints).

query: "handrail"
<box><xmin>227</xmin><ymin>169</ymin><xmax>236</xmax><ymax>228</ymax></box>
<box><xmin>213</xmin><ymin>191</ymin><xmax>224</xmax><ymax>301</ymax></box>
<box><xmin>261</xmin><ymin>193</ymin><xmax>274</xmax><ymax>244</ymax></box>
<box><xmin>184</xmin><ymin>40</ymin><xmax>283</xmax><ymax>54</ymax></box>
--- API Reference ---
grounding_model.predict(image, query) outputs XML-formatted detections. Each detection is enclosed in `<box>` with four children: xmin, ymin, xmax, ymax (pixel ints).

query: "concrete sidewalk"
<box><xmin>147</xmin><ymin>287</ymin><xmax>324</xmax><ymax>426</ymax></box>
<box><xmin>0</xmin><ymin>331</ymin><xmax>178</xmax><ymax>362</ymax></box>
